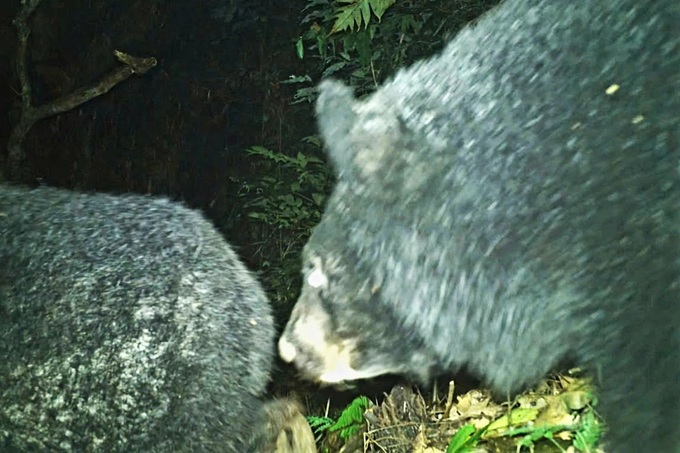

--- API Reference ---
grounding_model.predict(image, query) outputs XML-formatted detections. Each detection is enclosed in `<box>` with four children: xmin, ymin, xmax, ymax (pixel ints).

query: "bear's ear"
<box><xmin>316</xmin><ymin>79</ymin><xmax>358</xmax><ymax>178</ymax></box>
<box><xmin>316</xmin><ymin>79</ymin><xmax>403</xmax><ymax>185</ymax></box>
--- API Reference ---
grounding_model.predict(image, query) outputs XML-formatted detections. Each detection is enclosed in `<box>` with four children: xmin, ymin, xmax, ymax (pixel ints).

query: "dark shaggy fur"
<box><xmin>279</xmin><ymin>1</ymin><xmax>679</xmax><ymax>451</ymax></box>
<box><xmin>0</xmin><ymin>185</ymin><xmax>315</xmax><ymax>452</ymax></box>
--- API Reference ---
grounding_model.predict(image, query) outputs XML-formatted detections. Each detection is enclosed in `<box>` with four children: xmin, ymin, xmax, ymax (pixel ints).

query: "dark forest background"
<box><xmin>0</xmin><ymin>0</ymin><xmax>499</xmax><ymax>402</ymax></box>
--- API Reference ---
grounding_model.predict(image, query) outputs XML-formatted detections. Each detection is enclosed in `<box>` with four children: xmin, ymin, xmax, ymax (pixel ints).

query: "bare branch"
<box><xmin>4</xmin><ymin>2</ymin><xmax>157</xmax><ymax>181</ymax></box>
<box><xmin>33</xmin><ymin>52</ymin><xmax>157</xmax><ymax>119</ymax></box>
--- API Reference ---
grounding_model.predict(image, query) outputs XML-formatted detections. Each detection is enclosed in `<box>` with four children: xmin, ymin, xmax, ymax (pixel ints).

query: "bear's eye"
<box><xmin>304</xmin><ymin>255</ymin><xmax>329</xmax><ymax>290</ymax></box>
<box><xmin>306</xmin><ymin>265</ymin><xmax>328</xmax><ymax>289</ymax></box>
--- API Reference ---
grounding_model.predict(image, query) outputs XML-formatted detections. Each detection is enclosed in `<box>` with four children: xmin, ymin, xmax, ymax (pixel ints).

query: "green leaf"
<box><xmin>360</xmin><ymin>0</ymin><xmax>370</xmax><ymax>28</ymax></box>
<box><xmin>573</xmin><ymin>410</ymin><xmax>602</xmax><ymax>451</ymax></box>
<box><xmin>370</xmin><ymin>0</ymin><xmax>395</xmax><ymax>20</ymax></box>
<box><xmin>296</xmin><ymin>37</ymin><xmax>304</xmax><ymax>59</ymax></box>
<box><xmin>296</xmin><ymin>152</ymin><xmax>309</xmax><ymax>167</ymax></box>
<box><xmin>332</xmin><ymin>0</ymin><xmax>364</xmax><ymax>33</ymax></box>
<box><xmin>307</xmin><ymin>415</ymin><xmax>335</xmax><ymax>434</ymax></box>
<box><xmin>329</xmin><ymin>396</ymin><xmax>371</xmax><ymax>439</ymax></box>
<box><xmin>312</xmin><ymin>193</ymin><xmax>326</xmax><ymax>206</ymax></box>
<box><xmin>281</xmin><ymin>74</ymin><xmax>312</xmax><ymax>85</ymax></box>
<box><xmin>247</xmin><ymin>212</ymin><xmax>268</xmax><ymax>221</ymax></box>
<box><xmin>446</xmin><ymin>424</ymin><xmax>477</xmax><ymax>453</ymax></box>
<box><xmin>300</xmin><ymin>135</ymin><xmax>322</xmax><ymax>147</ymax></box>
<box><xmin>483</xmin><ymin>407</ymin><xmax>540</xmax><ymax>437</ymax></box>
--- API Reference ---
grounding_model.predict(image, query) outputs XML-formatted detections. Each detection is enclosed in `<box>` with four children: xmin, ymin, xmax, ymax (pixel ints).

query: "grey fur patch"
<box><xmin>0</xmin><ymin>185</ymin><xmax>314</xmax><ymax>452</ymax></box>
